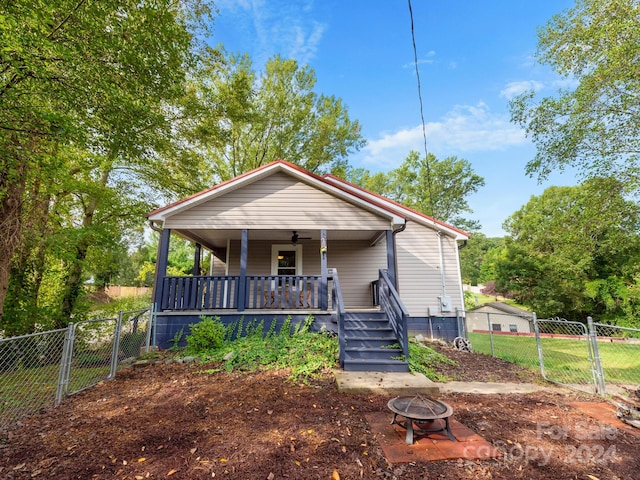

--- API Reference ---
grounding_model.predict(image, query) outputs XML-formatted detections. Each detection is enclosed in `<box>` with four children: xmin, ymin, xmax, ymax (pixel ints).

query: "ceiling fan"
<box><xmin>291</xmin><ymin>231</ymin><xmax>311</xmax><ymax>244</ymax></box>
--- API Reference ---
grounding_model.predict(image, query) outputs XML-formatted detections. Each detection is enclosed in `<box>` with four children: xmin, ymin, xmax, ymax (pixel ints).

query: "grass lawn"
<box><xmin>468</xmin><ymin>332</ymin><xmax>640</xmax><ymax>386</ymax></box>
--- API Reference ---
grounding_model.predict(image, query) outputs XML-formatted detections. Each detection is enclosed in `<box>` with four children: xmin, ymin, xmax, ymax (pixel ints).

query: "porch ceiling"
<box><xmin>174</xmin><ymin>228</ymin><xmax>385</xmax><ymax>251</ymax></box>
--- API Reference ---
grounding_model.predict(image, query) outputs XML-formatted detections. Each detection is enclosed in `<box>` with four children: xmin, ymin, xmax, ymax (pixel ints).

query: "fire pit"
<box><xmin>387</xmin><ymin>394</ymin><xmax>456</xmax><ymax>444</ymax></box>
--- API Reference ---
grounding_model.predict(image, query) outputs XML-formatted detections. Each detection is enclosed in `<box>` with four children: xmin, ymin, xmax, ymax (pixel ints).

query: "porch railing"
<box><xmin>330</xmin><ymin>268</ymin><xmax>347</xmax><ymax>367</ymax></box>
<box><xmin>377</xmin><ymin>269</ymin><xmax>410</xmax><ymax>358</ymax></box>
<box><xmin>160</xmin><ymin>275</ymin><xmax>324</xmax><ymax>311</ymax></box>
<box><xmin>161</xmin><ymin>276</ymin><xmax>240</xmax><ymax>310</ymax></box>
<box><xmin>245</xmin><ymin>275</ymin><xmax>322</xmax><ymax>309</ymax></box>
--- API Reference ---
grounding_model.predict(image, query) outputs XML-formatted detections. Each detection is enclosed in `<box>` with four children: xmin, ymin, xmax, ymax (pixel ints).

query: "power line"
<box><xmin>407</xmin><ymin>0</ymin><xmax>437</xmax><ymax>220</ymax></box>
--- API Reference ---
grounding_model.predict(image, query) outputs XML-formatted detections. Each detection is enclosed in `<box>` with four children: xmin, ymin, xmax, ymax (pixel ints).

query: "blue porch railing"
<box><xmin>330</xmin><ymin>269</ymin><xmax>346</xmax><ymax>367</ymax></box>
<box><xmin>160</xmin><ymin>275</ymin><xmax>324</xmax><ymax>311</ymax></box>
<box><xmin>245</xmin><ymin>275</ymin><xmax>322</xmax><ymax>309</ymax></box>
<box><xmin>377</xmin><ymin>269</ymin><xmax>410</xmax><ymax>358</ymax></box>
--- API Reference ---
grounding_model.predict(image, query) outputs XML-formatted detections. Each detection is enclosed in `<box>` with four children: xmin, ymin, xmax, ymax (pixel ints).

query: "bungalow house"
<box><xmin>147</xmin><ymin>160</ymin><xmax>469</xmax><ymax>371</ymax></box>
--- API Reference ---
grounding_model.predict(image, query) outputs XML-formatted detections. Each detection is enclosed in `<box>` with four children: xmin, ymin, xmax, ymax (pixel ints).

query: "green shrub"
<box><xmin>405</xmin><ymin>341</ymin><xmax>457</xmax><ymax>381</ymax></box>
<box><xmin>191</xmin><ymin>315</ymin><xmax>339</xmax><ymax>383</ymax></box>
<box><xmin>186</xmin><ymin>316</ymin><xmax>225</xmax><ymax>353</ymax></box>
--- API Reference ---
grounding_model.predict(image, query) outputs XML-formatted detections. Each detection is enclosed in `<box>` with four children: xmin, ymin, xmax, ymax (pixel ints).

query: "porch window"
<box><xmin>271</xmin><ymin>244</ymin><xmax>303</xmax><ymax>276</ymax></box>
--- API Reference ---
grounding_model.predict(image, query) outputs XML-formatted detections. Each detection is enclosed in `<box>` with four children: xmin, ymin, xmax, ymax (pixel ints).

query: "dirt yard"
<box><xmin>1</xmin><ymin>344</ymin><xmax>638</xmax><ymax>480</ymax></box>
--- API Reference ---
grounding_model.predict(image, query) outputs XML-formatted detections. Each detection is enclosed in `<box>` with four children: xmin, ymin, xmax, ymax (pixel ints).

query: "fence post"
<box><xmin>55</xmin><ymin>324</ymin><xmax>75</xmax><ymax>405</ymax></box>
<box><xmin>145</xmin><ymin>303</ymin><xmax>155</xmax><ymax>354</ymax></box>
<box><xmin>108</xmin><ymin>311</ymin><xmax>124</xmax><ymax>380</ymax></box>
<box><xmin>587</xmin><ymin>316</ymin><xmax>606</xmax><ymax>396</ymax></box>
<box><xmin>487</xmin><ymin>312</ymin><xmax>494</xmax><ymax>357</ymax></box>
<box><xmin>533</xmin><ymin>313</ymin><xmax>546</xmax><ymax>379</ymax></box>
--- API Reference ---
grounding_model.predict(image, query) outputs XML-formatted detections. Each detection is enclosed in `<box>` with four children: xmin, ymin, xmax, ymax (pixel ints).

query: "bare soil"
<box><xmin>1</xmin><ymin>347</ymin><xmax>638</xmax><ymax>480</ymax></box>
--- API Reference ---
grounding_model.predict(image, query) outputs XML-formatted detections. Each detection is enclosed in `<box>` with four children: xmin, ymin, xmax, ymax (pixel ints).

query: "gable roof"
<box><xmin>469</xmin><ymin>302</ymin><xmax>533</xmax><ymax>318</ymax></box>
<box><xmin>148</xmin><ymin>160</ymin><xmax>468</xmax><ymax>239</ymax></box>
<box><xmin>321</xmin><ymin>173</ymin><xmax>469</xmax><ymax>239</ymax></box>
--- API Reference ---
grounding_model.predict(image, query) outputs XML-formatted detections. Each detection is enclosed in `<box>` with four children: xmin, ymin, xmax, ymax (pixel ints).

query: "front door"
<box><xmin>271</xmin><ymin>244</ymin><xmax>303</xmax><ymax>276</ymax></box>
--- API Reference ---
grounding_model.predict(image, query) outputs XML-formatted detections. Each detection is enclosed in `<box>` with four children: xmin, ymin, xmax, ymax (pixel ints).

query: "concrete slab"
<box><xmin>438</xmin><ymin>381</ymin><xmax>552</xmax><ymax>394</ymax></box>
<box><xmin>334</xmin><ymin>371</ymin><xmax>440</xmax><ymax>396</ymax></box>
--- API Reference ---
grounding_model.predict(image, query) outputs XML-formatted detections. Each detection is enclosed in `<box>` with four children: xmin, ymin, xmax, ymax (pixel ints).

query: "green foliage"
<box><xmin>405</xmin><ymin>341</ymin><xmax>457</xmax><ymax>382</ymax></box>
<box><xmin>0</xmin><ymin>0</ymin><xmax>216</xmax><ymax>331</ymax></box>
<box><xmin>186</xmin><ymin>317</ymin><xmax>226</xmax><ymax>353</ymax></box>
<box><xmin>459</xmin><ymin>234</ymin><xmax>505</xmax><ymax>285</ymax></box>
<box><xmin>188</xmin><ymin>315</ymin><xmax>339</xmax><ymax>383</ymax></box>
<box><xmin>169</xmin><ymin>328</ymin><xmax>185</xmax><ymax>352</ymax></box>
<box><xmin>342</xmin><ymin>151</ymin><xmax>484</xmax><ymax>231</ymax></box>
<box><xmin>495</xmin><ymin>179</ymin><xmax>640</xmax><ymax>321</ymax></box>
<box><xmin>510</xmin><ymin>0</ymin><xmax>640</xmax><ymax>187</ymax></box>
<box><xmin>182</xmin><ymin>51</ymin><xmax>365</xmax><ymax>181</ymax></box>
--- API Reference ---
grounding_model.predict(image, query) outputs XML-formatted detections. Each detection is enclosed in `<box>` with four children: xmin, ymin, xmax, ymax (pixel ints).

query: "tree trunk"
<box><xmin>5</xmin><ymin>189</ymin><xmax>51</xmax><ymax>334</ymax></box>
<box><xmin>59</xmin><ymin>168</ymin><xmax>110</xmax><ymax>325</ymax></box>
<box><xmin>0</xmin><ymin>156</ymin><xmax>27</xmax><ymax>323</ymax></box>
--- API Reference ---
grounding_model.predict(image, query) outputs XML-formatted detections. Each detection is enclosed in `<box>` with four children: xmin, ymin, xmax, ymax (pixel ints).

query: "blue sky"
<box><xmin>211</xmin><ymin>0</ymin><xmax>580</xmax><ymax>237</ymax></box>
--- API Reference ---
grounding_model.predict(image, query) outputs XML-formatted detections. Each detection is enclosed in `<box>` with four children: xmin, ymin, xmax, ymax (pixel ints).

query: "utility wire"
<box><xmin>407</xmin><ymin>0</ymin><xmax>437</xmax><ymax>220</ymax></box>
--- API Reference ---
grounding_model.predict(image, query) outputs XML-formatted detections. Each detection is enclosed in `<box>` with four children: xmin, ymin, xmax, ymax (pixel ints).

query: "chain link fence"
<box><xmin>534</xmin><ymin>318</ymin><xmax>596</xmax><ymax>394</ymax></box>
<box><xmin>0</xmin><ymin>308</ymin><xmax>153</xmax><ymax>430</ymax></box>
<box><xmin>466</xmin><ymin>312</ymin><xmax>640</xmax><ymax>396</ymax></box>
<box><xmin>466</xmin><ymin>311</ymin><xmax>540</xmax><ymax>370</ymax></box>
<box><xmin>589</xmin><ymin>321</ymin><xmax>640</xmax><ymax>393</ymax></box>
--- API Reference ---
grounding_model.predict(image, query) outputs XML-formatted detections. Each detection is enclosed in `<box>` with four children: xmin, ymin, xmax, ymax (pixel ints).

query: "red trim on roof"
<box><xmin>148</xmin><ymin>159</ymin><xmax>408</xmax><ymax>221</ymax></box>
<box><xmin>147</xmin><ymin>159</ymin><xmax>466</xmax><ymax>238</ymax></box>
<box><xmin>322</xmin><ymin>173</ymin><xmax>469</xmax><ymax>237</ymax></box>
<box><xmin>147</xmin><ymin>160</ymin><xmax>287</xmax><ymax>218</ymax></box>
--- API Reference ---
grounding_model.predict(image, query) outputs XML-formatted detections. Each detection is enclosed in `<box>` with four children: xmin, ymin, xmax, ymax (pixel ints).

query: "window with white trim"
<box><xmin>271</xmin><ymin>244</ymin><xmax>303</xmax><ymax>276</ymax></box>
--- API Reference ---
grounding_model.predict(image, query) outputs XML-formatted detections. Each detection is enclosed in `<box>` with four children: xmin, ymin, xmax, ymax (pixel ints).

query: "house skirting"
<box><xmin>153</xmin><ymin>311</ymin><xmax>336</xmax><ymax>349</ymax></box>
<box><xmin>153</xmin><ymin>312</ymin><xmax>462</xmax><ymax>349</ymax></box>
<box><xmin>407</xmin><ymin>316</ymin><xmax>462</xmax><ymax>342</ymax></box>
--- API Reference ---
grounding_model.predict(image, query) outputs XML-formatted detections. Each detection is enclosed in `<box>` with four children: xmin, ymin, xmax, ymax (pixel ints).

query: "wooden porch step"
<box><xmin>344</xmin><ymin>347</ymin><xmax>403</xmax><ymax>361</ymax></box>
<box><xmin>343</xmin><ymin>357</ymin><xmax>409</xmax><ymax>372</ymax></box>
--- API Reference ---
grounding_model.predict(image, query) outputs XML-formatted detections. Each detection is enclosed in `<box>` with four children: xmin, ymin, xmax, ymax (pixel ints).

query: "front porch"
<box><xmin>153</xmin><ymin>265</ymin><xmax>411</xmax><ymax>372</ymax></box>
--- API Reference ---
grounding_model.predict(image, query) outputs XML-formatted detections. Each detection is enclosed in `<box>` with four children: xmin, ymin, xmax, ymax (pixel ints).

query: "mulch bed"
<box><xmin>1</xmin><ymin>348</ymin><xmax>638</xmax><ymax>479</ymax></box>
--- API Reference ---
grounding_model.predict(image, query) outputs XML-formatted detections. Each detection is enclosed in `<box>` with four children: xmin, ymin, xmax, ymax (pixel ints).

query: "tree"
<box><xmin>183</xmin><ymin>51</ymin><xmax>366</xmax><ymax>181</ymax></box>
<box><xmin>0</xmin><ymin>0</ymin><xmax>214</xmax><ymax>327</ymax></box>
<box><xmin>343</xmin><ymin>151</ymin><xmax>485</xmax><ymax>231</ymax></box>
<box><xmin>495</xmin><ymin>178</ymin><xmax>640</xmax><ymax>322</ymax></box>
<box><xmin>510</xmin><ymin>0</ymin><xmax>640</xmax><ymax>187</ymax></box>
<box><xmin>458</xmin><ymin>234</ymin><xmax>505</xmax><ymax>285</ymax></box>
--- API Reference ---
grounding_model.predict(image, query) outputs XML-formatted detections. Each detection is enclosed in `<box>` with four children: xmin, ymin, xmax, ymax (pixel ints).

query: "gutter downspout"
<box><xmin>391</xmin><ymin>220</ymin><xmax>407</xmax><ymax>290</ymax></box>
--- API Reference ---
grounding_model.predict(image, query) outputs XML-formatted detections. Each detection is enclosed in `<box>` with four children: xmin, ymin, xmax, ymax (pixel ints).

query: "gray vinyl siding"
<box><xmin>226</xmin><ymin>240</ymin><xmax>322</xmax><ymax>276</ymax></box>
<box><xmin>395</xmin><ymin>221</ymin><xmax>463</xmax><ymax>317</ymax></box>
<box><xmin>326</xmin><ymin>240</ymin><xmax>387</xmax><ymax>308</ymax></box>
<box><xmin>163</xmin><ymin>172</ymin><xmax>390</xmax><ymax>231</ymax></box>
<box><xmin>225</xmin><ymin>239</ymin><xmax>384</xmax><ymax>308</ymax></box>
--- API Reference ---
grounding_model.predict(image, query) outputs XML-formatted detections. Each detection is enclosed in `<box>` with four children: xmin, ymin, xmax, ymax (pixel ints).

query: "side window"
<box><xmin>509</xmin><ymin>324</ymin><xmax>518</xmax><ymax>333</ymax></box>
<box><xmin>491</xmin><ymin>323</ymin><xmax>502</xmax><ymax>332</ymax></box>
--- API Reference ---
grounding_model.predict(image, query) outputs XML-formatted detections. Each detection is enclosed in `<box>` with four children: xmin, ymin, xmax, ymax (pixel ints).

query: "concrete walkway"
<box><xmin>334</xmin><ymin>370</ymin><xmax>558</xmax><ymax>395</ymax></box>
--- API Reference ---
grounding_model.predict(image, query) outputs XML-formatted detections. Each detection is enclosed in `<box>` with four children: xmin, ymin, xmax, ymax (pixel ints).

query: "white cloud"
<box><xmin>499</xmin><ymin>80</ymin><xmax>544</xmax><ymax>99</ymax></box>
<box><xmin>361</xmin><ymin>103</ymin><xmax>527</xmax><ymax>168</ymax></box>
<box><xmin>402</xmin><ymin>51</ymin><xmax>436</xmax><ymax>68</ymax></box>
<box><xmin>217</xmin><ymin>0</ymin><xmax>326</xmax><ymax>65</ymax></box>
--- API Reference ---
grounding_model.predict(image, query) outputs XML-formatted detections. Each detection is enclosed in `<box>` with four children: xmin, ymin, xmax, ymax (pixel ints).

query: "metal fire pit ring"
<box><xmin>388</xmin><ymin>394</ymin><xmax>456</xmax><ymax>444</ymax></box>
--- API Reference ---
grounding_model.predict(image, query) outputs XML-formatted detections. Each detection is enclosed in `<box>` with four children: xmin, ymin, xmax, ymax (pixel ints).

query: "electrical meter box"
<box><xmin>439</xmin><ymin>295</ymin><xmax>452</xmax><ymax>312</ymax></box>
